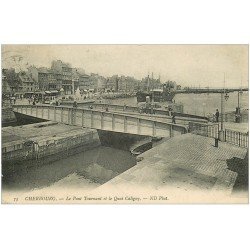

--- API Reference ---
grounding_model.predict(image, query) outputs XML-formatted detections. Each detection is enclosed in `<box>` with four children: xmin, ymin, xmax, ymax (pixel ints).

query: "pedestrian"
<box><xmin>215</xmin><ymin>109</ymin><xmax>219</xmax><ymax>123</ymax></box>
<box><xmin>172</xmin><ymin>113</ymin><xmax>176</xmax><ymax>124</ymax></box>
<box><xmin>168</xmin><ymin>106</ymin><xmax>172</xmax><ymax>117</ymax></box>
<box><xmin>28</xmin><ymin>98</ymin><xmax>31</xmax><ymax>104</ymax></box>
<box><xmin>73</xmin><ymin>101</ymin><xmax>77</xmax><ymax>108</ymax></box>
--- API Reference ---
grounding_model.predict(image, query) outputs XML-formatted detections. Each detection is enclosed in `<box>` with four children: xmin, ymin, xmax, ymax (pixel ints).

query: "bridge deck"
<box><xmin>62</xmin><ymin>101</ymin><xmax>209</xmax><ymax>122</ymax></box>
<box><xmin>13</xmin><ymin>104</ymin><xmax>188</xmax><ymax>138</ymax></box>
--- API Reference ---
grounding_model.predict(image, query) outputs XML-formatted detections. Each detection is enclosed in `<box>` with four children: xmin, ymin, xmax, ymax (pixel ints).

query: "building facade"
<box><xmin>5</xmin><ymin>59</ymin><xmax>155</xmax><ymax>96</ymax></box>
<box><xmin>51</xmin><ymin>60</ymin><xmax>73</xmax><ymax>94</ymax></box>
<box><xmin>18</xmin><ymin>71</ymin><xmax>38</xmax><ymax>93</ymax></box>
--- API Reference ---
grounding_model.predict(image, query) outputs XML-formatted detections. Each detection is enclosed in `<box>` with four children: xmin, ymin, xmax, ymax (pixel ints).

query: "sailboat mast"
<box><xmin>147</xmin><ymin>74</ymin><xmax>150</xmax><ymax>92</ymax></box>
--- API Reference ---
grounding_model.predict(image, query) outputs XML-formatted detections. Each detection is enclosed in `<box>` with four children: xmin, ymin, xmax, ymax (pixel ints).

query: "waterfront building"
<box><xmin>3</xmin><ymin>68</ymin><xmax>39</xmax><ymax>95</ymax></box>
<box><xmin>28</xmin><ymin>66</ymin><xmax>57</xmax><ymax>91</ymax></box>
<box><xmin>6</xmin><ymin>59</ymin><xmax>147</xmax><ymax>96</ymax></box>
<box><xmin>29</xmin><ymin>61</ymin><xmax>89</xmax><ymax>94</ymax></box>
<box><xmin>18</xmin><ymin>71</ymin><xmax>38</xmax><ymax>93</ymax></box>
<box><xmin>80</xmin><ymin>74</ymin><xmax>92</xmax><ymax>90</ymax></box>
<box><xmin>2</xmin><ymin>68</ymin><xmax>20</xmax><ymax>93</ymax></box>
<box><xmin>51</xmin><ymin>60</ymin><xmax>73</xmax><ymax>95</ymax></box>
<box><xmin>120</xmin><ymin>75</ymin><xmax>141</xmax><ymax>93</ymax></box>
<box><xmin>72</xmin><ymin>68</ymin><xmax>91</xmax><ymax>92</ymax></box>
<box><xmin>89</xmin><ymin>73</ymin><xmax>107</xmax><ymax>92</ymax></box>
<box><xmin>104</xmin><ymin>75</ymin><xmax>140</xmax><ymax>93</ymax></box>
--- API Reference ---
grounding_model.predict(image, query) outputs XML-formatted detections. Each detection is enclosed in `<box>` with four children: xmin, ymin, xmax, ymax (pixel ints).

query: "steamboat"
<box><xmin>136</xmin><ymin>82</ymin><xmax>176</xmax><ymax>103</ymax></box>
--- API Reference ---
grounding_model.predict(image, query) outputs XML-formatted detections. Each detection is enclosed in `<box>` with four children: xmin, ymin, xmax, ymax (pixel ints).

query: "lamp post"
<box><xmin>236</xmin><ymin>89</ymin><xmax>243</xmax><ymax>123</ymax></box>
<box><xmin>219</xmin><ymin>73</ymin><xmax>229</xmax><ymax>141</ymax></box>
<box><xmin>238</xmin><ymin>89</ymin><xmax>243</xmax><ymax>110</ymax></box>
<box><xmin>235</xmin><ymin>75</ymin><xmax>243</xmax><ymax>123</ymax></box>
<box><xmin>220</xmin><ymin>91</ymin><xmax>229</xmax><ymax>131</ymax></box>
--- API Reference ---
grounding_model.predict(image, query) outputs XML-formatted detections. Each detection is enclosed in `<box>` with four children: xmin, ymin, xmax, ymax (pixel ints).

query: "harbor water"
<box><xmin>175</xmin><ymin>92</ymin><xmax>249</xmax><ymax>116</ymax></box>
<box><xmin>2</xmin><ymin>146</ymin><xmax>136</xmax><ymax>192</ymax></box>
<box><xmin>109</xmin><ymin>92</ymin><xmax>249</xmax><ymax>116</ymax></box>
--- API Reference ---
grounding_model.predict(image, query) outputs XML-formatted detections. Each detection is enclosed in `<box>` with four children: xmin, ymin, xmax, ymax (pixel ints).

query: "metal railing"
<box><xmin>13</xmin><ymin>104</ymin><xmax>188</xmax><ymax>138</ymax></box>
<box><xmin>189</xmin><ymin>122</ymin><xmax>219</xmax><ymax>138</ymax></box>
<box><xmin>189</xmin><ymin>122</ymin><xmax>249</xmax><ymax>148</ymax></box>
<box><xmin>78</xmin><ymin>102</ymin><xmax>208</xmax><ymax>121</ymax></box>
<box><xmin>224</xmin><ymin>129</ymin><xmax>249</xmax><ymax>148</ymax></box>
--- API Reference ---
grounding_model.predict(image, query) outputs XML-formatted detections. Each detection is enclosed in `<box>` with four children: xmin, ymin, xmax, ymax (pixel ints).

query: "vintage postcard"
<box><xmin>1</xmin><ymin>44</ymin><xmax>249</xmax><ymax>204</ymax></box>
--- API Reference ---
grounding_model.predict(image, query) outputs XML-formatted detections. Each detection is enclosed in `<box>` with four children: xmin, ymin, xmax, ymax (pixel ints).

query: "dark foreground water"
<box><xmin>2</xmin><ymin>146</ymin><xmax>136</xmax><ymax>192</ymax></box>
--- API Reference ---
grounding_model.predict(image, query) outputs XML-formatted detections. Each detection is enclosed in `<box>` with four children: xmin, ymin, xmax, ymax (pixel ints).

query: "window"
<box><xmin>14</xmin><ymin>144</ymin><xmax>21</xmax><ymax>150</ymax></box>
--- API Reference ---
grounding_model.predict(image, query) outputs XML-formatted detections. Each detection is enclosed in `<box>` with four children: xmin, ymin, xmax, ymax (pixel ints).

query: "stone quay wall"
<box><xmin>2</xmin><ymin>124</ymin><xmax>101</xmax><ymax>169</ymax></box>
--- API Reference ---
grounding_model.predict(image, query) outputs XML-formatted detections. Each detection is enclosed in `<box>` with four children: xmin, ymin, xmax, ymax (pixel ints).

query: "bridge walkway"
<box><xmin>13</xmin><ymin>104</ymin><xmax>188</xmax><ymax>138</ymax></box>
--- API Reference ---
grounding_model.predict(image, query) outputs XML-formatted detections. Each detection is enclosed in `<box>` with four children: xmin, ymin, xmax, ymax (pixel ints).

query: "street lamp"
<box><xmin>219</xmin><ymin>73</ymin><xmax>230</xmax><ymax>142</ymax></box>
<box><xmin>236</xmin><ymin>90</ymin><xmax>243</xmax><ymax>123</ymax></box>
<box><xmin>220</xmin><ymin>91</ymin><xmax>229</xmax><ymax>129</ymax></box>
<box><xmin>238</xmin><ymin>89</ymin><xmax>243</xmax><ymax>109</ymax></box>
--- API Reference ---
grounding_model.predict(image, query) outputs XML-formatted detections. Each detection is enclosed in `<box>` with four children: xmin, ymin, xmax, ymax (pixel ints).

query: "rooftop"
<box><xmin>18</xmin><ymin>72</ymin><xmax>34</xmax><ymax>83</ymax></box>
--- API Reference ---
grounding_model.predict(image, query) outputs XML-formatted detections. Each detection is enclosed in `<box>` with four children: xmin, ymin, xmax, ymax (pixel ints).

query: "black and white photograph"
<box><xmin>1</xmin><ymin>1</ymin><xmax>250</xmax><ymax>250</ymax></box>
<box><xmin>1</xmin><ymin>44</ymin><xmax>248</xmax><ymax>204</ymax></box>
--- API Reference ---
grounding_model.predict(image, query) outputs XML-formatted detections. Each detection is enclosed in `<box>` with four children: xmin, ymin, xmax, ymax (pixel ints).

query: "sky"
<box><xmin>1</xmin><ymin>45</ymin><xmax>248</xmax><ymax>88</ymax></box>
